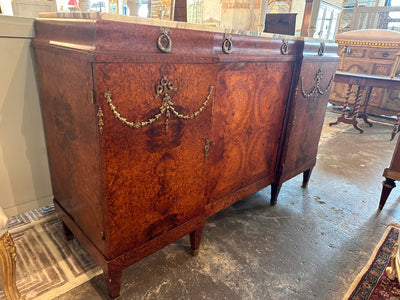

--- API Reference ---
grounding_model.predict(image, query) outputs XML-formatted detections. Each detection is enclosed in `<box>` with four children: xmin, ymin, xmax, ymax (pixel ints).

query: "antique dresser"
<box><xmin>329</xmin><ymin>29</ymin><xmax>400</xmax><ymax>116</ymax></box>
<box><xmin>32</xmin><ymin>13</ymin><xmax>339</xmax><ymax>298</ymax></box>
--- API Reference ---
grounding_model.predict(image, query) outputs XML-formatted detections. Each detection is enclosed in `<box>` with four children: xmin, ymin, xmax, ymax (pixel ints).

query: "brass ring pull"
<box><xmin>281</xmin><ymin>39</ymin><xmax>288</xmax><ymax>55</ymax></box>
<box><xmin>157</xmin><ymin>27</ymin><xmax>172</xmax><ymax>53</ymax></box>
<box><xmin>318</xmin><ymin>42</ymin><xmax>325</xmax><ymax>56</ymax></box>
<box><xmin>222</xmin><ymin>33</ymin><xmax>233</xmax><ymax>54</ymax></box>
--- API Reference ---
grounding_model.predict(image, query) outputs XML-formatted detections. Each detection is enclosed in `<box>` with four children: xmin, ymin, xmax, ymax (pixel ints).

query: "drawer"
<box><xmin>369</xmin><ymin>49</ymin><xmax>398</xmax><ymax>60</ymax></box>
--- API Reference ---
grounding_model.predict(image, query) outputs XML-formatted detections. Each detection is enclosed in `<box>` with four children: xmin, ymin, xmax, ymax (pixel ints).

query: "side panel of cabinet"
<box><xmin>95</xmin><ymin>62</ymin><xmax>216</xmax><ymax>259</ymax></box>
<box><xmin>32</xmin><ymin>48</ymin><xmax>106</xmax><ymax>254</ymax></box>
<box><xmin>206</xmin><ymin>61</ymin><xmax>294</xmax><ymax>205</ymax></box>
<box><xmin>279</xmin><ymin>55</ymin><xmax>338</xmax><ymax>183</ymax></box>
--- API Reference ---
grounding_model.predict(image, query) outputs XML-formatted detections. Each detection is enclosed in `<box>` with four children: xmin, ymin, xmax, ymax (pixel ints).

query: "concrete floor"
<box><xmin>55</xmin><ymin>109</ymin><xmax>400</xmax><ymax>300</ymax></box>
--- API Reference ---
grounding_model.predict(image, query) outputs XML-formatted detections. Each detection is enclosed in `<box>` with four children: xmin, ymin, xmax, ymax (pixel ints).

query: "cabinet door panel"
<box><xmin>96</xmin><ymin>63</ymin><xmax>216</xmax><ymax>258</ymax></box>
<box><xmin>207</xmin><ymin>62</ymin><xmax>293</xmax><ymax>202</ymax></box>
<box><xmin>280</xmin><ymin>62</ymin><xmax>337</xmax><ymax>182</ymax></box>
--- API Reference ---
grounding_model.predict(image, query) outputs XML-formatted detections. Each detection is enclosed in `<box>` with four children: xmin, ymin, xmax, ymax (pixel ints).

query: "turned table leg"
<box><xmin>190</xmin><ymin>226</ymin><xmax>203</xmax><ymax>256</ymax></box>
<box><xmin>329</xmin><ymin>84</ymin><xmax>352</xmax><ymax>127</ymax></box>
<box><xmin>358</xmin><ymin>86</ymin><xmax>373</xmax><ymax>127</ymax></box>
<box><xmin>379</xmin><ymin>178</ymin><xmax>396</xmax><ymax>210</ymax></box>
<box><xmin>329</xmin><ymin>84</ymin><xmax>364</xmax><ymax>133</ymax></box>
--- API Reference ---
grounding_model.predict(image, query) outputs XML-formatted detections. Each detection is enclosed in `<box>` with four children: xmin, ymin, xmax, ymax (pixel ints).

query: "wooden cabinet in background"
<box><xmin>264</xmin><ymin>13</ymin><xmax>297</xmax><ymax>35</ymax></box>
<box><xmin>32</xmin><ymin>13</ymin><xmax>339</xmax><ymax>299</ymax></box>
<box><xmin>329</xmin><ymin>29</ymin><xmax>400</xmax><ymax>116</ymax></box>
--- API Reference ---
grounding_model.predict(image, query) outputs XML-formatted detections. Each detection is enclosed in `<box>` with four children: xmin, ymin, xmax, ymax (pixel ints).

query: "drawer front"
<box><xmin>369</xmin><ymin>49</ymin><xmax>398</xmax><ymax>60</ymax></box>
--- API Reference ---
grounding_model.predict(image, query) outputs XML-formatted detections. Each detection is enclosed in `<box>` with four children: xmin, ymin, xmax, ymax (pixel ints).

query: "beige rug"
<box><xmin>0</xmin><ymin>205</ymin><xmax>102</xmax><ymax>300</ymax></box>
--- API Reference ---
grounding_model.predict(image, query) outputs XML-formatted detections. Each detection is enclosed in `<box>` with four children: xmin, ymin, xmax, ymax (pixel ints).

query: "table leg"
<box><xmin>329</xmin><ymin>84</ymin><xmax>352</xmax><ymax>127</ymax></box>
<box><xmin>379</xmin><ymin>178</ymin><xmax>396</xmax><ymax>210</ymax></box>
<box><xmin>350</xmin><ymin>85</ymin><xmax>364</xmax><ymax>133</ymax></box>
<box><xmin>358</xmin><ymin>86</ymin><xmax>373</xmax><ymax>127</ymax></box>
<box><xmin>329</xmin><ymin>84</ymin><xmax>364</xmax><ymax>133</ymax></box>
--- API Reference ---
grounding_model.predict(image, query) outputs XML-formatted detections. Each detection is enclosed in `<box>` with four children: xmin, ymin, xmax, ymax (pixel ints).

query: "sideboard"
<box><xmin>32</xmin><ymin>13</ymin><xmax>339</xmax><ymax>298</ymax></box>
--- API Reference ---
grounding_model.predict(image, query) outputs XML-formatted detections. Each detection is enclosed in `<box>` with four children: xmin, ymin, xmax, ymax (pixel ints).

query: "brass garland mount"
<box><xmin>104</xmin><ymin>77</ymin><xmax>214</xmax><ymax>133</ymax></box>
<box><xmin>300</xmin><ymin>68</ymin><xmax>334</xmax><ymax>101</ymax></box>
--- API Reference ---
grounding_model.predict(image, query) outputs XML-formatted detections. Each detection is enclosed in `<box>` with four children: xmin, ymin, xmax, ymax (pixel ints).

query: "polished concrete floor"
<box><xmin>55</xmin><ymin>109</ymin><xmax>400</xmax><ymax>300</ymax></box>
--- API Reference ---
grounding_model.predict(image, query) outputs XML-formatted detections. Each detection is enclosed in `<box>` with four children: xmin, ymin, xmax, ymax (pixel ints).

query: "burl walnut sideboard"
<box><xmin>32</xmin><ymin>13</ymin><xmax>339</xmax><ymax>298</ymax></box>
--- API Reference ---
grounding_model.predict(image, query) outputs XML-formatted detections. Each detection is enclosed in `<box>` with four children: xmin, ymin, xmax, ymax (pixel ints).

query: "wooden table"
<box><xmin>329</xmin><ymin>71</ymin><xmax>400</xmax><ymax>140</ymax></box>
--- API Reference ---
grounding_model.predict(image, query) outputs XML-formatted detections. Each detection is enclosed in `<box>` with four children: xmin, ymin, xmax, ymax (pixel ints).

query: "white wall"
<box><xmin>0</xmin><ymin>16</ymin><xmax>53</xmax><ymax>217</ymax></box>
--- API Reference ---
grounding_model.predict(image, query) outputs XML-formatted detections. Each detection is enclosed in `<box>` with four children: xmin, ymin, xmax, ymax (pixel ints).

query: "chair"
<box><xmin>0</xmin><ymin>207</ymin><xmax>24</xmax><ymax>300</ymax></box>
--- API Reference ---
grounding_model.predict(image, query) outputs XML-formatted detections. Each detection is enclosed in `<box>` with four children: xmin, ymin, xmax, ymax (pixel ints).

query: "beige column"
<box><xmin>127</xmin><ymin>0</ymin><xmax>139</xmax><ymax>16</ymax></box>
<box><xmin>308</xmin><ymin>0</ymin><xmax>321</xmax><ymax>37</ymax></box>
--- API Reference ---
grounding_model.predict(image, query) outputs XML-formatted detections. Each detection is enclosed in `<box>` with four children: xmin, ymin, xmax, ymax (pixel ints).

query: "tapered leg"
<box><xmin>104</xmin><ymin>268</ymin><xmax>123</xmax><ymax>299</ymax></box>
<box><xmin>271</xmin><ymin>183</ymin><xmax>282</xmax><ymax>206</ymax></box>
<box><xmin>61</xmin><ymin>221</ymin><xmax>74</xmax><ymax>241</ymax></box>
<box><xmin>302</xmin><ymin>168</ymin><xmax>313</xmax><ymax>188</ymax></box>
<box><xmin>189</xmin><ymin>226</ymin><xmax>203</xmax><ymax>256</ymax></box>
<box><xmin>0</xmin><ymin>232</ymin><xmax>24</xmax><ymax>300</ymax></box>
<box><xmin>379</xmin><ymin>178</ymin><xmax>396</xmax><ymax>210</ymax></box>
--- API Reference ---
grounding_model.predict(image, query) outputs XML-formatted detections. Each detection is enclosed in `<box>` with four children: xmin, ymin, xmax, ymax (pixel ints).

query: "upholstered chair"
<box><xmin>0</xmin><ymin>206</ymin><xmax>24</xmax><ymax>300</ymax></box>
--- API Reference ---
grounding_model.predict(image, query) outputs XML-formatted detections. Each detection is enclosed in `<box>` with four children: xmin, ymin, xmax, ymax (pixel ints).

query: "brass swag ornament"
<box><xmin>104</xmin><ymin>77</ymin><xmax>214</xmax><ymax>133</ymax></box>
<box><xmin>299</xmin><ymin>68</ymin><xmax>333</xmax><ymax>102</ymax></box>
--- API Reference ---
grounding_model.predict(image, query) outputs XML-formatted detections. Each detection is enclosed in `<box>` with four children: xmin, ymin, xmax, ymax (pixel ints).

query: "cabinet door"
<box><xmin>95</xmin><ymin>63</ymin><xmax>216</xmax><ymax>259</ymax></box>
<box><xmin>280</xmin><ymin>60</ymin><xmax>338</xmax><ymax>183</ymax></box>
<box><xmin>206</xmin><ymin>61</ymin><xmax>294</xmax><ymax>206</ymax></box>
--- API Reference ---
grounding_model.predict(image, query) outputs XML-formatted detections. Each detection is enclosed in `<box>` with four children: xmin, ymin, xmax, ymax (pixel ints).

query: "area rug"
<box><xmin>344</xmin><ymin>222</ymin><xmax>400</xmax><ymax>300</ymax></box>
<box><xmin>0</xmin><ymin>205</ymin><xmax>102</xmax><ymax>300</ymax></box>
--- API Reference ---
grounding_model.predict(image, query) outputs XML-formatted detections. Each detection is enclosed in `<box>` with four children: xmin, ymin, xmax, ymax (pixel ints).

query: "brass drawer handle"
<box><xmin>157</xmin><ymin>27</ymin><xmax>172</xmax><ymax>53</ymax></box>
<box><xmin>318</xmin><ymin>42</ymin><xmax>325</xmax><ymax>56</ymax></box>
<box><xmin>281</xmin><ymin>39</ymin><xmax>288</xmax><ymax>55</ymax></box>
<box><xmin>222</xmin><ymin>33</ymin><xmax>233</xmax><ymax>54</ymax></box>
